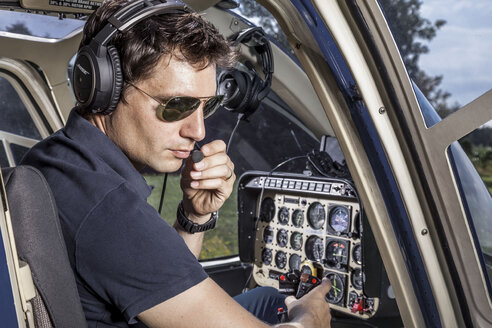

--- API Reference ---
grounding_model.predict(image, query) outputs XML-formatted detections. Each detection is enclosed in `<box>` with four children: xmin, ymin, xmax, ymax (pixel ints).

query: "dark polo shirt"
<box><xmin>21</xmin><ymin>110</ymin><xmax>208</xmax><ymax>327</ymax></box>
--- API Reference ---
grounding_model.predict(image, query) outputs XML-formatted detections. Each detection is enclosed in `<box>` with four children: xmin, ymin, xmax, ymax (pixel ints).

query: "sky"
<box><xmin>419</xmin><ymin>0</ymin><xmax>492</xmax><ymax>114</ymax></box>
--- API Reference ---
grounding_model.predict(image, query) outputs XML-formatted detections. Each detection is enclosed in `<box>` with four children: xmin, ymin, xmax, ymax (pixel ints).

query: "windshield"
<box><xmin>415</xmin><ymin>83</ymin><xmax>492</xmax><ymax>289</ymax></box>
<box><xmin>0</xmin><ymin>11</ymin><xmax>84</xmax><ymax>39</ymax></box>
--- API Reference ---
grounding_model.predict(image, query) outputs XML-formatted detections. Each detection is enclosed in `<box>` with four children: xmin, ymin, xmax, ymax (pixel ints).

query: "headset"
<box><xmin>217</xmin><ymin>26</ymin><xmax>274</xmax><ymax>120</ymax></box>
<box><xmin>72</xmin><ymin>0</ymin><xmax>192</xmax><ymax>115</ymax></box>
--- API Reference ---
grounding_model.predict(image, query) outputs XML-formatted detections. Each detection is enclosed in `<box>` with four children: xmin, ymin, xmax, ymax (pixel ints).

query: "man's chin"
<box><xmin>149</xmin><ymin>158</ymin><xmax>183</xmax><ymax>174</ymax></box>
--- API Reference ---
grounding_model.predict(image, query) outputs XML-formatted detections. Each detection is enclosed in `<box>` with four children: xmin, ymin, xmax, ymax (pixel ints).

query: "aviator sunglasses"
<box><xmin>127</xmin><ymin>82</ymin><xmax>224</xmax><ymax>122</ymax></box>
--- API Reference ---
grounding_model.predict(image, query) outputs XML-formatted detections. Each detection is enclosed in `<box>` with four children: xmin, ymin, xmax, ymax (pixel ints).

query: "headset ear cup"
<box><xmin>218</xmin><ymin>69</ymin><xmax>251</xmax><ymax>113</ymax></box>
<box><xmin>102</xmin><ymin>46</ymin><xmax>123</xmax><ymax>115</ymax></box>
<box><xmin>246</xmin><ymin>74</ymin><xmax>263</xmax><ymax>114</ymax></box>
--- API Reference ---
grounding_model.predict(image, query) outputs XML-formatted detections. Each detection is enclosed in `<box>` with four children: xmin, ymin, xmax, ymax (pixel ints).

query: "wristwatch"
<box><xmin>176</xmin><ymin>201</ymin><xmax>218</xmax><ymax>234</ymax></box>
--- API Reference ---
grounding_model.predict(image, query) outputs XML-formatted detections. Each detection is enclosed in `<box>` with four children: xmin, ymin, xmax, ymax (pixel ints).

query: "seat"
<box><xmin>2</xmin><ymin>165</ymin><xmax>87</xmax><ymax>328</ymax></box>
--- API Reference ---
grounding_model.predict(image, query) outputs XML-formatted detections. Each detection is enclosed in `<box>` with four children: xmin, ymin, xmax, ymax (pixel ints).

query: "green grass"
<box><xmin>144</xmin><ymin>174</ymin><xmax>238</xmax><ymax>260</ymax></box>
<box><xmin>465</xmin><ymin>145</ymin><xmax>492</xmax><ymax>194</ymax></box>
<box><xmin>482</xmin><ymin>175</ymin><xmax>492</xmax><ymax>194</ymax></box>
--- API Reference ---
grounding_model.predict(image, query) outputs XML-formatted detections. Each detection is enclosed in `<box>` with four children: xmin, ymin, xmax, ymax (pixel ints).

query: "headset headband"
<box><xmin>217</xmin><ymin>26</ymin><xmax>274</xmax><ymax>119</ymax></box>
<box><xmin>232</xmin><ymin>27</ymin><xmax>274</xmax><ymax>101</ymax></box>
<box><xmin>93</xmin><ymin>0</ymin><xmax>192</xmax><ymax>49</ymax></box>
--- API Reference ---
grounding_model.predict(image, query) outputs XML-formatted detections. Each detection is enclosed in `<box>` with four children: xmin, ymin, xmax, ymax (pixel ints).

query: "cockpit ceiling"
<box><xmin>0</xmin><ymin>0</ymin><xmax>221</xmax><ymax>15</ymax></box>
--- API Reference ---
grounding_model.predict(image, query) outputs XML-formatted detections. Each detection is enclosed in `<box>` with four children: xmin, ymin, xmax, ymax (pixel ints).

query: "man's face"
<box><xmin>105</xmin><ymin>55</ymin><xmax>216</xmax><ymax>172</ymax></box>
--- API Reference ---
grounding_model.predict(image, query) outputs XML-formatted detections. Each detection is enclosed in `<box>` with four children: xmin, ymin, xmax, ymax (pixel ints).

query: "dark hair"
<box><xmin>80</xmin><ymin>0</ymin><xmax>238</xmax><ymax>103</ymax></box>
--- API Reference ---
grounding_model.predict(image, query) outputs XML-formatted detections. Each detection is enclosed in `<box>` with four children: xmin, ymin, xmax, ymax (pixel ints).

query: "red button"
<box><xmin>280</xmin><ymin>275</ymin><xmax>286</xmax><ymax>281</ymax></box>
<box><xmin>312</xmin><ymin>278</ymin><xmax>317</xmax><ymax>284</ymax></box>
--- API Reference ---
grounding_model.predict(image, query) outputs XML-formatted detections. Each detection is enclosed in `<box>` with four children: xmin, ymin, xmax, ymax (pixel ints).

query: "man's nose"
<box><xmin>180</xmin><ymin>106</ymin><xmax>206</xmax><ymax>141</ymax></box>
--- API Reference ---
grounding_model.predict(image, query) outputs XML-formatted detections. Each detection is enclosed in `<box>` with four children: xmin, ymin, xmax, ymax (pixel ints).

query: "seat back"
<box><xmin>2</xmin><ymin>166</ymin><xmax>87</xmax><ymax>328</ymax></box>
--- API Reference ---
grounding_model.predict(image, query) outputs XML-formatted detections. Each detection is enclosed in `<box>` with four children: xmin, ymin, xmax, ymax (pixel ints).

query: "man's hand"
<box><xmin>279</xmin><ymin>277</ymin><xmax>332</xmax><ymax>328</ymax></box>
<box><xmin>181</xmin><ymin>140</ymin><xmax>235</xmax><ymax>220</ymax></box>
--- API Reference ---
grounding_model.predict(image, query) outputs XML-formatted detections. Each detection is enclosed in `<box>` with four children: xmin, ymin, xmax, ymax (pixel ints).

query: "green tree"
<box><xmin>460</xmin><ymin>139</ymin><xmax>472</xmax><ymax>156</ymax></box>
<box><xmin>5</xmin><ymin>22</ymin><xmax>32</xmax><ymax>35</ymax></box>
<box><xmin>378</xmin><ymin>0</ymin><xmax>459</xmax><ymax>117</ymax></box>
<box><xmin>235</xmin><ymin>0</ymin><xmax>289</xmax><ymax>51</ymax></box>
<box><xmin>236</xmin><ymin>0</ymin><xmax>457</xmax><ymax>117</ymax></box>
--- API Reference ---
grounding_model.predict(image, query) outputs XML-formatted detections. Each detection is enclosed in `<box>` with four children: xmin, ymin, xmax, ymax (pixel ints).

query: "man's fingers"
<box><xmin>190</xmin><ymin>178</ymin><xmax>233</xmax><ymax>190</ymax></box>
<box><xmin>193</xmin><ymin>152</ymin><xmax>229</xmax><ymax>171</ymax></box>
<box><xmin>314</xmin><ymin>277</ymin><xmax>332</xmax><ymax>296</ymax></box>
<box><xmin>200</xmin><ymin>140</ymin><xmax>226</xmax><ymax>156</ymax></box>
<box><xmin>190</xmin><ymin>165</ymin><xmax>233</xmax><ymax>181</ymax></box>
<box><xmin>284</xmin><ymin>295</ymin><xmax>296</xmax><ymax>307</ymax></box>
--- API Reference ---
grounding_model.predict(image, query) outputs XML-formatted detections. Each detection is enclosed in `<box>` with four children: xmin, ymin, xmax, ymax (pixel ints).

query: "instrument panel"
<box><xmin>243</xmin><ymin>174</ymin><xmax>378</xmax><ymax>318</ymax></box>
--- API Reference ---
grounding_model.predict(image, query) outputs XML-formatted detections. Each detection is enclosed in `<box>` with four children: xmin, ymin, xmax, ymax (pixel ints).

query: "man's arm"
<box><xmin>173</xmin><ymin>212</ymin><xmax>208</xmax><ymax>258</ymax></box>
<box><xmin>138</xmin><ymin>277</ymin><xmax>332</xmax><ymax>328</ymax></box>
<box><xmin>176</xmin><ymin>140</ymin><xmax>235</xmax><ymax>257</ymax></box>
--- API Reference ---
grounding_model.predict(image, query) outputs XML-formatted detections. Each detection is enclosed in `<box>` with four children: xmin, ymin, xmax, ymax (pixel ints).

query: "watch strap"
<box><xmin>176</xmin><ymin>201</ymin><xmax>218</xmax><ymax>234</ymax></box>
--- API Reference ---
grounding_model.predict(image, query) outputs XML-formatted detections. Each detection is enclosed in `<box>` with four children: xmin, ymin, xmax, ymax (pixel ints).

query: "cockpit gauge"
<box><xmin>260</xmin><ymin>197</ymin><xmax>276</xmax><ymax>222</ymax></box>
<box><xmin>290</xmin><ymin>232</ymin><xmax>303</xmax><ymax>250</ymax></box>
<box><xmin>328</xmin><ymin>206</ymin><xmax>350</xmax><ymax>233</ymax></box>
<box><xmin>325</xmin><ymin>272</ymin><xmax>345</xmax><ymax>304</ymax></box>
<box><xmin>277</xmin><ymin>229</ymin><xmax>288</xmax><ymax>247</ymax></box>
<box><xmin>348</xmin><ymin>291</ymin><xmax>359</xmax><ymax>309</ymax></box>
<box><xmin>262</xmin><ymin>248</ymin><xmax>272</xmax><ymax>265</ymax></box>
<box><xmin>326</xmin><ymin>240</ymin><xmax>349</xmax><ymax>270</ymax></box>
<box><xmin>352</xmin><ymin>243</ymin><xmax>362</xmax><ymax>265</ymax></box>
<box><xmin>300</xmin><ymin>260</ymin><xmax>318</xmax><ymax>276</ymax></box>
<box><xmin>351</xmin><ymin>269</ymin><xmax>365</xmax><ymax>290</ymax></box>
<box><xmin>278</xmin><ymin>206</ymin><xmax>289</xmax><ymax>225</ymax></box>
<box><xmin>305</xmin><ymin>235</ymin><xmax>324</xmax><ymax>261</ymax></box>
<box><xmin>307</xmin><ymin>202</ymin><xmax>326</xmax><ymax>230</ymax></box>
<box><xmin>292</xmin><ymin>209</ymin><xmax>304</xmax><ymax>227</ymax></box>
<box><xmin>352</xmin><ymin>211</ymin><xmax>361</xmax><ymax>237</ymax></box>
<box><xmin>289</xmin><ymin>254</ymin><xmax>301</xmax><ymax>271</ymax></box>
<box><xmin>275</xmin><ymin>251</ymin><xmax>287</xmax><ymax>269</ymax></box>
<box><xmin>263</xmin><ymin>226</ymin><xmax>274</xmax><ymax>244</ymax></box>
<box><xmin>365</xmin><ymin>298</ymin><xmax>375</xmax><ymax>314</ymax></box>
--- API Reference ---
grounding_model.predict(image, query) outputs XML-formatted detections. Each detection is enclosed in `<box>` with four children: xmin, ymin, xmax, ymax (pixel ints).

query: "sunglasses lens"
<box><xmin>203</xmin><ymin>95</ymin><xmax>224</xmax><ymax>119</ymax></box>
<box><xmin>159</xmin><ymin>97</ymin><xmax>200</xmax><ymax>122</ymax></box>
<box><xmin>156</xmin><ymin>96</ymin><xmax>224</xmax><ymax>122</ymax></box>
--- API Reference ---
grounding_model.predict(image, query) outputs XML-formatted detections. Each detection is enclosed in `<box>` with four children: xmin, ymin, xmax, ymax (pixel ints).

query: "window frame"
<box><xmin>327</xmin><ymin>0</ymin><xmax>492</xmax><ymax>325</ymax></box>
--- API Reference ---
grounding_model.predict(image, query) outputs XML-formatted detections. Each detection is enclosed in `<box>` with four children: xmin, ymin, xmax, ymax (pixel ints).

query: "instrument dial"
<box><xmin>365</xmin><ymin>298</ymin><xmax>375</xmax><ymax>314</ymax></box>
<box><xmin>325</xmin><ymin>272</ymin><xmax>345</xmax><ymax>304</ymax></box>
<box><xmin>307</xmin><ymin>202</ymin><xmax>326</xmax><ymax>230</ymax></box>
<box><xmin>262</xmin><ymin>248</ymin><xmax>272</xmax><ymax>265</ymax></box>
<box><xmin>263</xmin><ymin>226</ymin><xmax>274</xmax><ymax>244</ymax></box>
<box><xmin>352</xmin><ymin>243</ymin><xmax>362</xmax><ymax>265</ymax></box>
<box><xmin>292</xmin><ymin>209</ymin><xmax>304</xmax><ymax>227</ymax></box>
<box><xmin>305</xmin><ymin>235</ymin><xmax>324</xmax><ymax>261</ymax></box>
<box><xmin>290</xmin><ymin>232</ymin><xmax>303</xmax><ymax>250</ymax></box>
<box><xmin>275</xmin><ymin>251</ymin><xmax>287</xmax><ymax>269</ymax></box>
<box><xmin>326</xmin><ymin>240</ymin><xmax>348</xmax><ymax>269</ymax></box>
<box><xmin>353</xmin><ymin>211</ymin><xmax>361</xmax><ymax>237</ymax></box>
<box><xmin>278</xmin><ymin>206</ymin><xmax>289</xmax><ymax>225</ymax></box>
<box><xmin>260</xmin><ymin>197</ymin><xmax>275</xmax><ymax>222</ymax></box>
<box><xmin>300</xmin><ymin>262</ymin><xmax>313</xmax><ymax>275</ymax></box>
<box><xmin>277</xmin><ymin>229</ymin><xmax>288</xmax><ymax>247</ymax></box>
<box><xmin>348</xmin><ymin>291</ymin><xmax>359</xmax><ymax>309</ymax></box>
<box><xmin>289</xmin><ymin>254</ymin><xmax>301</xmax><ymax>271</ymax></box>
<box><xmin>329</xmin><ymin>206</ymin><xmax>350</xmax><ymax>233</ymax></box>
<box><xmin>351</xmin><ymin>269</ymin><xmax>365</xmax><ymax>290</ymax></box>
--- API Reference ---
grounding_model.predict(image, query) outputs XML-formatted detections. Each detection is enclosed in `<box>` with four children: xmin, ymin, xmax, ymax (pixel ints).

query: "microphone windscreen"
<box><xmin>191</xmin><ymin>150</ymin><xmax>204</xmax><ymax>163</ymax></box>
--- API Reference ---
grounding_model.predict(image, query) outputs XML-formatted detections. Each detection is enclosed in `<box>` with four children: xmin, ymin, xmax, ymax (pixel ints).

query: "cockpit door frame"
<box><xmin>259</xmin><ymin>0</ymin><xmax>426</xmax><ymax>326</ymax></box>
<box><xmin>313</xmin><ymin>0</ymin><xmax>492</xmax><ymax>326</ymax></box>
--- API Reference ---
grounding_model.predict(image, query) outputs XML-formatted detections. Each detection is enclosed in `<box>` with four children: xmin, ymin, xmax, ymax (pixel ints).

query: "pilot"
<box><xmin>21</xmin><ymin>0</ymin><xmax>332</xmax><ymax>327</ymax></box>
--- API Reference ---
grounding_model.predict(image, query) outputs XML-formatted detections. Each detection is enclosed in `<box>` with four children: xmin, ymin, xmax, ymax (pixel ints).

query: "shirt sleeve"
<box><xmin>74</xmin><ymin>182</ymin><xmax>208</xmax><ymax>324</ymax></box>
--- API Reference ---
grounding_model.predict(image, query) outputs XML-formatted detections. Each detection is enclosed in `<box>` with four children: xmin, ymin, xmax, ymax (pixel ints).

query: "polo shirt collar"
<box><xmin>64</xmin><ymin>110</ymin><xmax>152</xmax><ymax>199</ymax></box>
